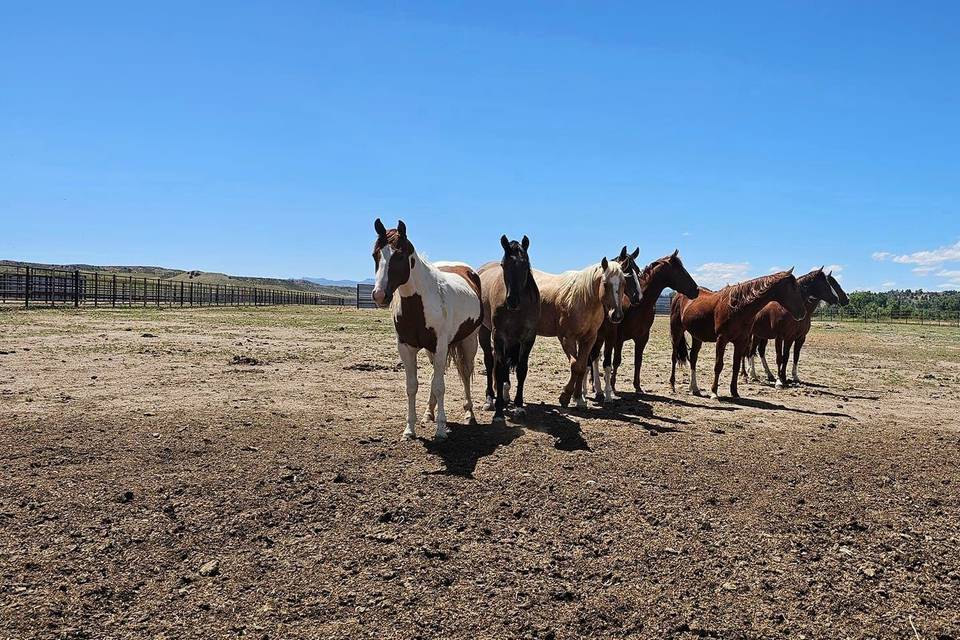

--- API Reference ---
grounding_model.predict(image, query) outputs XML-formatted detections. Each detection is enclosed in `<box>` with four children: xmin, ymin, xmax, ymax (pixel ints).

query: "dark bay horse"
<box><xmin>745</xmin><ymin>268</ymin><xmax>848</xmax><ymax>387</ymax></box>
<box><xmin>478</xmin><ymin>235</ymin><xmax>540</xmax><ymax>422</ymax></box>
<box><xmin>669</xmin><ymin>269</ymin><xmax>806</xmax><ymax>399</ymax></box>
<box><xmin>592</xmin><ymin>250</ymin><xmax>699</xmax><ymax>400</ymax></box>
<box><xmin>372</xmin><ymin>218</ymin><xmax>482</xmax><ymax>441</ymax></box>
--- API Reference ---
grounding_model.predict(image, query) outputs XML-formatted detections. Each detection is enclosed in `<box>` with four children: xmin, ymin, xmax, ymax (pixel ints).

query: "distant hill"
<box><xmin>305</xmin><ymin>277</ymin><xmax>375</xmax><ymax>287</ymax></box>
<box><xmin>0</xmin><ymin>260</ymin><xmax>356</xmax><ymax>299</ymax></box>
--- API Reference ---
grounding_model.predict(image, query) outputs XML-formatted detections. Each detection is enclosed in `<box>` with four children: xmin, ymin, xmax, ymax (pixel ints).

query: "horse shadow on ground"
<box><xmin>719</xmin><ymin>396</ymin><xmax>855</xmax><ymax>419</ymax></box>
<box><xmin>422</xmin><ymin>421</ymin><xmax>523</xmax><ymax>478</ymax></box>
<box><xmin>587</xmin><ymin>394</ymin><xmax>686</xmax><ymax>434</ymax></box>
<box><xmin>520</xmin><ymin>404</ymin><xmax>591</xmax><ymax>452</ymax></box>
<box><xmin>741</xmin><ymin>378</ymin><xmax>880</xmax><ymax>401</ymax></box>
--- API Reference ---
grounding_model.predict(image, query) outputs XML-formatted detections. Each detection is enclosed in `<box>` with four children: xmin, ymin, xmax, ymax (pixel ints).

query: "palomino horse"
<box><xmin>371</xmin><ymin>219</ymin><xmax>482</xmax><ymax>441</ymax></box>
<box><xmin>593</xmin><ymin>251</ymin><xmax>700</xmax><ymax>400</ymax></box>
<box><xmin>669</xmin><ymin>269</ymin><xmax>806</xmax><ymax>399</ymax></box>
<box><xmin>745</xmin><ymin>268</ymin><xmax>848</xmax><ymax>387</ymax></box>
<box><xmin>478</xmin><ymin>235</ymin><xmax>540</xmax><ymax>422</ymax></box>
<box><xmin>534</xmin><ymin>259</ymin><xmax>625</xmax><ymax>408</ymax></box>
<box><xmin>583</xmin><ymin>246</ymin><xmax>643</xmax><ymax>403</ymax></box>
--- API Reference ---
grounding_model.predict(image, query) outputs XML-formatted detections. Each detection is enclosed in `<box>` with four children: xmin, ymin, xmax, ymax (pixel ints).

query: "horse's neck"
<box><xmin>639</xmin><ymin>269</ymin><xmax>669</xmax><ymax>309</ymax></box>
<box><xmin>732</xmin><ymin>286</ymin><xmax>780</xmax><ymax>319</ymax></box>
<box><xmin>804</xmin><ymin>296</ymin><xmax>821</xmax><ymax>315</ymax></box>
<box><xmin>397</xmin><ymin>252</ymin><xmax>440</xmax><ymax>299</ymax></box>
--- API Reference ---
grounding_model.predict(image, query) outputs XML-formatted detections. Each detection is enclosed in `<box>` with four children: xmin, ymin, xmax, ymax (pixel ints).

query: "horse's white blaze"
<box><xmin>373</xmin><ymin>245</ymin><xmax>393</xmax><ymax>304</ymax></box>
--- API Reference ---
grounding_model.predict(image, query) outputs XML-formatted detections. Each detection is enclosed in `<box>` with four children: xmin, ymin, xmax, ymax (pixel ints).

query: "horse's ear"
<box><xmin>787</xmin><ymin>266</ymin><xmax>794</xmax><ymax>274</ymax></box>
<box><xmin>827</xmin><ymin>270</ymin><xmax>833</xmax><ymax>277</ymax></box>
<box><xmin>618</xmin><ymin>246</ymin><xmax>628</xmax><ymax>260</ymax></box>
<box><xmin>601</xmin><ymin>257</ymin><xmax>609</xmax><ymax>271</ymax></box>
<box><xmin>819</xmin><ymin>265</ymin><xmax>824</xmax><ymax>272</ymax></box>
<box><xmin>671</xmin><ymin>249</ymin><xmax>679</xmax><ymax>258</ymax></box>
<box><xmin>501</xmin><ymin>234</ymin><xmax>510</xmax><ymax>251</ymax></box>
<box><xmin>521</xmin><ymin>235</ymin><xmax>530</xmax><ymax>251</ymax></box>
<box><xmin>397</xmin><ymin>220</ymin><xmax>407</xmax><ymax>237</ymax></box>
<box><xmin>374</xmin><ymin>218</ymin><xmax>387</xmax><ymax>237</ymax></box>
<box><xmin>631</xmin><ymin>247</ymin><xmax>640</xmax><ymax>259</ymax></box>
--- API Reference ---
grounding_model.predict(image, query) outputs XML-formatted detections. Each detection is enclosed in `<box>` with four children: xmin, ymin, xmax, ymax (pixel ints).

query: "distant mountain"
<box><xmin>305</xmin><ymin>277</ymin><xmax>375</xmax><ymax>287</ymax></box>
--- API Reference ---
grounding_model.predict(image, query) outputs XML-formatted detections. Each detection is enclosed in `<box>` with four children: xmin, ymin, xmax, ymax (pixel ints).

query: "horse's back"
<box><xmin>435</xmin><ymin>263</ymin><xmax>483</xmax><ymax>343</ymax></box>
<box><xmin>675</xmin><ymin>288</ymin><xmax>720</xmax><ymax>342</ymax></box>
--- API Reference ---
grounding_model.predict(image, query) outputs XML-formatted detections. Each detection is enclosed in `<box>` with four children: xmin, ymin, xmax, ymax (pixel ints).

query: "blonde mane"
<box><xmin>556</xmin><ymin>261</ymin><xmax>623</xmax><ymax>310</ymax></box>
<box><xmin>726</xmin><ymin>271</ymin><xmax>790</xmax><ymax>314</ymax></box>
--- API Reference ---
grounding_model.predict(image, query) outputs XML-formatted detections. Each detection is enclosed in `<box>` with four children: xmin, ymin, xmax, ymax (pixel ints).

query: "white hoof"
<box><xmin>775</xmin><ymin>380</ymin><xmax>783</xmax><ymax>389</ymax></box>
<box><xmin>421</xmin><ymin>411</ymin><xmax>435</xmax><ymax>424</ymax></box>
<box><xmin>402</xmin><ymin>428</ymin><xmax>416</xmax><ymax>441</ymax></box>
<box><xmin>483</xmin><ymin>396</ymin><xmax>495</xmax><ymax>411</ymax></box>
<box><xmin>433</xmin><ymin>423</ymin><xmax>449</xmax><ymax>441</ymax></box>
<box><xmin>464</xmin><ymin>412</ymin><xmax>477</xmax><ymax>425</ymax></box>
<box><xmin>709</xmin><ymin>391</ymin><xmax>719</xmax><ymax>400</ymax></box>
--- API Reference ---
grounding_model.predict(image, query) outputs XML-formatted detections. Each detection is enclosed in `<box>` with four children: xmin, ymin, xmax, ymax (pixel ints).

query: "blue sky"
<box><xmin>2</xmin><ymin>1</ymin><xmax>959</xmax><ymax>291</ymax></box>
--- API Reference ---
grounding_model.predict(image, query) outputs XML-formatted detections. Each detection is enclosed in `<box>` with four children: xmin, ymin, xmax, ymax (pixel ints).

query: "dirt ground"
<box><xmin>1</xmin><ymin>305</ymin><xmax>958</xmax><ymax>640</ymax></box>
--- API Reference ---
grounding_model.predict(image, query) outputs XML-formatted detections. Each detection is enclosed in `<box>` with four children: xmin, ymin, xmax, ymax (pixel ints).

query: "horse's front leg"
<box><xmin>758</xmin><ymin>339</ymin><xmax>774</xmax><ymax>381</ymax></box>
<box><xmin>398</xmin><ymin>343</ymin><xmax>419</xmax><ymax>440</ymax></box>
<box><xmin>559</xmin><ymin>337</ymin><xmax>579</xmax><ymax>407</ymax></box>
<box><xmin>730</xmin><ymin>341</ymin><xmax>745</xmax><ymax>398</ymax></box>
<box><xmin>632</xmin><ymin>333</ymin><xmax>649</xmax><ymax>395</ymax></box>
<box><xmin>430</xmin><ymin>342</ymin><xmax>449</xmax><ymax>440</ymax></box>
<box><xmin>479</xmin><ymin>326</ymin><xmax>495</xmax><ymax>410</ymax></box>
<box><xmin>710</xmin><ymin>339</ymin><xmax>727</xmax><ymax>400</ymax></box>
<box><xmin>572</xmin><ymin>335</ymin><xmax>596</xmax><ymax>409</ymax></box>
<box><xmin>513</xmin><ymin>337</ymin><xmax>534</xmax><ymax>419</ymax></box>
<box><xmin>603</xmin><ymin>336</ymin><xmax>619</xmax><ymax>402</ymax></box>
<box><xmin>791</xmin><ymin>336</ymin><xmax>805</xmax><ymax>383</ymax></box>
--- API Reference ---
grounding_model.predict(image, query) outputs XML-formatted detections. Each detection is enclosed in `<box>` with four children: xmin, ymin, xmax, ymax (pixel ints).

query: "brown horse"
<box><xmin>669</xmin><ymin>269</ymin><xmax>806</xmax><ymax>399</ymax></box>
<box><xmin>745</xmin><ymin>268</ymin><xmax>848</xmax><ymax>387</ymax></box>
<box><xmin>478</xmin><ymin>235</ymin><xmax>540</xmax><ymax>422</ymax></box>
<box><xmin>534</xmin><ymin>259</ymin><xmax>625</xmax><ymax>408</ymax></box>
<box><xmin>592</xmin><ymin>250</ymin><xmax>700</xmax><ymax>400</ymax></box>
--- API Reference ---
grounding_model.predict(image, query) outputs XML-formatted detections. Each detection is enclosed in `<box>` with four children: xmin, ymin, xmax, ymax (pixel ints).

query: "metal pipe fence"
<box><xmin>814</xmin><ymin>305</ymin><xmax>960</xmax><ymax>327</ymax></box>
<box><xmin>0</xmin><ymin>266</ymin><xmax>351</xmax><ymax>308</ymax></box>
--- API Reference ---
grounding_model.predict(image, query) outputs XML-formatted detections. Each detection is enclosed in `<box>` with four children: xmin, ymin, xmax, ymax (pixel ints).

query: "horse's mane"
<box><xmin>557</xmin><ymin>261</ymin><xmax>622</xmax><ymax>309</ymax></box>
<box><xmin>638</xmin><ymin>256</ymin><xmax>669</xmax><ymax>289</ymax></box>
<box><xmin>726</xmin><ymin>272</ymin><xmax>791</xmax><ymax>313</ymax></box>
<box><xmin>796</xmin><ymin>269</ymin><xmax>821</xmax><ymax>296</ymax></box>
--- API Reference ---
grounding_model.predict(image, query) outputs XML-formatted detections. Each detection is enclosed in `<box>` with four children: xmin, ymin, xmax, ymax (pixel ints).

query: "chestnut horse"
<box><xmin>592</xmin><ymin>251</ymin><xmax>700</xmax><ymax>400</ymax></box>
<box><xmin>534</xmin><ymin>259</ymin><xmax>625</xmax><ymax>408</ymax></box>
<box><xmin>372</xmin><ymin>219</ymin><xmax>482</xmax><ymax>441</ymax></box>
<box><xmin>669</xmin><ymin>269</ymin><xmax>806</xmax><ymax>399</ymax></box>
<box><xmin>745</xmin><ymin>268</ymin><xmax>848</xmax><ymax>387</ymax></box>
<box><xmin>478</xmin><ymin>235</ymin><xmax>540</xmax><ymax>422</ymax></box>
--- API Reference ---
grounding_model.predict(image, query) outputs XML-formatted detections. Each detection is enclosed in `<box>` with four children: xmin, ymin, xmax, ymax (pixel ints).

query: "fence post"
<box><xmin>112</xmin><ymin>275</ymin><xmax>117</xmax><ymax>307</ymax></box>
<box><xmin>180</xmin><ymin>282</ymin><xmax>184</xmax><ymax>306</ymax></box>
<box><xmin>24</xmin><ymin>267</ymin><xmax>31</xmax><ymax>308</ymax></box>
<box><xmin>74</xmin><ymin>270</ymin><xmax>80</xmax><ymax>307</ymax></box>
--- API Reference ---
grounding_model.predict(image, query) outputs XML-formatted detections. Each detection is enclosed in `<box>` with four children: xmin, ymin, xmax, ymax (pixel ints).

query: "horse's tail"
<box><xmin>448</xmin><ymin>331</ymin><xmax>477</xmax><ymax>384</ymax></box>
<box><xmin>670</xmin><ymin>295</ymin><xmax>689</xmax><ymax>364</ymax></box>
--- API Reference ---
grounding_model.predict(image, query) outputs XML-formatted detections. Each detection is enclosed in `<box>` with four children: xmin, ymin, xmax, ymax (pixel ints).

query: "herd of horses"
<box><xmin>371</xmin><ymin>218</ymin><xmax>849</xmax><ymax>441</ymax></box>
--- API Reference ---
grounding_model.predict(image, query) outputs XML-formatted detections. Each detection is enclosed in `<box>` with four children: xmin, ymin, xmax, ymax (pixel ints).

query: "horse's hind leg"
<box><xmin>632</xmin><ymin>333</ymin><xmax>649</xmax><ymax>395</ymax></box>
<box><xmin>422</xmin><ymin>351</ymin><xmax>437</xmax><ymax>423</ymax></box>
<box><xmin>757</xmin><ymin>339</ymin><xmax>774</xmax><ymax>382</ymax></box>
<box><xmin>689</xmin><ymin>338</ymin><xmax>703</xmax><ymax>396</ymax></box>
<box><xmin>791</xmin><ymin>336</ymin><xmax>805</xmax><ymax>383</ymax></box>
<box><xmin>710</xmin><ymin>339</ymin><xmax>727</xmax><ymax>400</ymax></box>
<box><xmin>603</xmin><ymin>336</ymin><xmax>620</xmax><ymax>401</ymax></box>
<box><xmin>558</xmin><ymin>337</ymin><xmax>579</xmax><ymax>407</ymax></box>
<box><xmin>479</xmin><ymin>326</ymin><xmax>495</xmax><ymax>410</ymax></box>
<box><xmin>730</xmin><ymin>341</ymin><xmax>745</xmax><ymax>398</ymax></box>
<box><xmin>398</xmin><ymin>343</ymin><xmax>419</xmax><ymax>440</ymax></box>
<box><xmin>774</xmin><ymin>338</ymin><xmax>786</xmax><ymax>388</ymax></box>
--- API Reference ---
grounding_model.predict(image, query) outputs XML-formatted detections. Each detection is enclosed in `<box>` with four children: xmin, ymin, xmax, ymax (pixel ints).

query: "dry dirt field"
<box><xmin>1</xmin><ymin>305</ymin><xmax>958</xmax><ymax>639</ymax></box>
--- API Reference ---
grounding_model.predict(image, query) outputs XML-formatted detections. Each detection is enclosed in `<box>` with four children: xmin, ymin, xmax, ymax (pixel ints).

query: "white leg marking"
<box><xmin>603</xmin><ymin>365</ymin><xmax>619</xmax><ymax>401</ymax></box>
<box><xmin>760</xmin><ymin>352</ymin><xmax>774</xmax><ymax>380</ymax></box>
<box><xmin>591</xmin><ymin>358</ymin><xmax>602</xmax><ymax>397</ymax></box>
<box><xmin>792</xmin><ymin>360</ymin><xmax>800</xmax><ymax>382</ymax></box>
<box><xmin>431</xmin><ymin>344</ymin><xmax>449</xmax><ymax>441</ymax></box>
<box><xmin>690</xmin><ymin>368</ymin><xmax>701</xmax><ymax>395</ymax></box>
<box><xmin>748</xmin><ymin>355</ymin><xmax>759</xmax><ymax>381</ymax></box>
<box><xmin>398</xmin><ymin>343</ymin><xmax>419</xmax><ymax>440</ymax></box>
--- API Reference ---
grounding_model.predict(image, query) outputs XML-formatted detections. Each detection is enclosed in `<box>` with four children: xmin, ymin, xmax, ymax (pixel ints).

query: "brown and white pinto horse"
<box><xmin>372</xmin><ymin>219</ymin><xmax>482</xmax><ymax>441</ymax></box>
<box><xmin>669</xmin><ymin>269</ymin><xmax>806</xmax><ymax>399</ymax></box>
<box><xmin>593</xmin><ymin>251</ymin><xmax>700</xmax><ymax>400</ymax></box>
<box><xmin>745</xmin><ymin>268</ymin><xmax>848</xmax><ymax>387</ymax></box>
<box><xmin>478</xmin><ymin>235</ymin><xmax>541</xmax><ymax>422</ymax></box>
<box><xmin>534</xmin><ymin>259</ymin><xmax>625</xmax><ymax>408</ymax></box>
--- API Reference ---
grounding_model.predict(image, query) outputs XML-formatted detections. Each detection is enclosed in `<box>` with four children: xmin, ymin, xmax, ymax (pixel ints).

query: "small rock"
<box><xmin>118</xmin><ymin>491</ymin><xmax>134</xmax><ymax>503</ymax></box>
<box><xmin>141</xmin><ymin>333</ymin><xmax>158</xmax><ymax>338</ymax></box>
<box><xmin>198</xmin><ymin>560</ymin><xmax>220</xmax><ymax>577</ymax></box>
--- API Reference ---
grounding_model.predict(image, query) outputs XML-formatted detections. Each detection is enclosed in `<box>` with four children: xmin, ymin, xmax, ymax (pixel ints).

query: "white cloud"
<box><xmin>681</xmin><ymin>231</ymin><xmax>692</xmax><ymax>237</ymax></box>
<box><xmin>913</xmin><ymin>266</ymin><xmax>938</xmax><ymax>275</ymax></box>
<box><xmin>872</xmin><ymin>251</ymin><xmax>892</xmax><ymax>261</ymax></box>
<box><xmin>888</xmin><ymin>240</ymin><xmax>960</xmax><ymax>266</ymax></box>
<box><xmin>692</xmin><ymin>262</ymin><xmax>752</xmax><ymax>289</ymax></box>
<box><xmin>936</xmin><ymin>269</ymin><xmax>960</xmax><ymax>279</ymax></box>
<box><xmin>768</xmin><ymin>265</ymin><xmax>784</xmax><ymax>273</ymax></box>
<box><xmin>880</xmin><ymin>281</ymin><xmax>896</xmax><ymax>289</ymax></box>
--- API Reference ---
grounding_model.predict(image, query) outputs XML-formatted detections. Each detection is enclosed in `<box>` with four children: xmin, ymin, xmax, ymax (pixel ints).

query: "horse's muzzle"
<box><xmin>609</xmin><ymin>309</ymin><xmax>624</xmax><ymax>324</ymax></box>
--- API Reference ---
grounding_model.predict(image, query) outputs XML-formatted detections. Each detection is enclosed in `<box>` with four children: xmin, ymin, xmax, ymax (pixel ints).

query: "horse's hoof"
<box><xmin>594</xmin><ymin>393</ymin><xmax>605</xmax><ymax>405</ymax></box>
<box><xmin>792</xmin><ymin>377</ymin><xmax>801</xmax><ymax>384</ymax></box>
<box><xmin>559</xmin><ymin>393</ymin><xmax>571</xmax><ymax>407</ymax></box>
<box><xmin>690</xmin><ymin>388</ymin><xmax>702</xmax><ymax>397</ymax></box>
<box><xmin>513</xmin><ymin>407</ymin><xmax>527</xmax><ymax>420</ymax></box>
<box><xmin>709</xmin><ymin>392</ymin><xmax>719</xmax><ymax>400</ymax></box>
<box><xmin>402</xmin><ymin>430</ymin><xmax>416</xmax><ymax>441</ymax></box>
<box><xmin>766</xmin><ymin>376</ymin><xmax>776</xmax><ymax>383</ymax></box>
<box><xmin>465</xmin><ymin>413</ymin><xmax>478</xmax><ymax>426</ymax></box>
<box><xmin>483</xmin><ymin>397</ymin><xmax>495</xmax><ymax>411</ymax></box>
<box><xmin>775</xmin><ymin>381</ymin><xmax>783</xmax><ymax>389</ymax></box>
<box><xmin>730</xmin><ymin>391</ymin><xmax>740</xmax><ymax>399</ymax></box>
<box><xmin>575</xmin><ymin>397</ymin><xmax>588</xmax><ymax>409</ymax></box>
<box><xmin>433</xmin><ymin>427</ymin><xmax>448</xmax><ymax>442</ymax></box>
<box><xmin>492</xmin><ymin>412</ymin><xmax>506</xmax><ymax>423</ymax></box>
